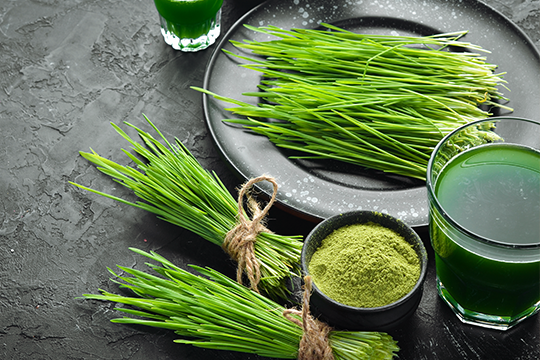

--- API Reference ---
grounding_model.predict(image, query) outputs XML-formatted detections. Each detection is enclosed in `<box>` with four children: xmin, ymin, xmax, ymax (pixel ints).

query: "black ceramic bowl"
<box><xmin>301</xmin><ymin>210</ymin><xmax>428</xmax><ymax>331</ymax></box>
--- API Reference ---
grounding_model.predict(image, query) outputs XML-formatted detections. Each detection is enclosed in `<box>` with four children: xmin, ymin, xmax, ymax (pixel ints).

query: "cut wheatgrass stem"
<box><xmin>195</xmin><ymin>23</ymin><xmax>512</xmax><ymax>180</ymax></box>
<box><xmin>70</xmin><ymin>116</ymin><xmax>303</xmax><ymax>300</ymax></box>
<box><xmin>81</xmin><ymin>247</ymin><xmax>399</xmax><ymax>360</ymax></box>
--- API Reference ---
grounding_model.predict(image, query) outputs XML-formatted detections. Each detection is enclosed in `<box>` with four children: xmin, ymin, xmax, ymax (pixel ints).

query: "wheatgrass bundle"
<box><xmin>71</xmin><ymin>117</ymin><xmax>303</xmax><ymax>300</ymax></box>
<box><xmin>82</xmin><ymin>247</ymin><xmax>399</xmax><ymax>360</ymax></box>
<box><xmin>196</xmin><ymin>23</ymin><xmax>512</xmax><ymax>180</ymax></box>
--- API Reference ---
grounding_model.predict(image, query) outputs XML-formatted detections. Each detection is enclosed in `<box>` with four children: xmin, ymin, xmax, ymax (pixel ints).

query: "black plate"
<box><xmin>202</xmin><ymin>0</ymin><xmax>540</xmax><ymax>227</ymax></box>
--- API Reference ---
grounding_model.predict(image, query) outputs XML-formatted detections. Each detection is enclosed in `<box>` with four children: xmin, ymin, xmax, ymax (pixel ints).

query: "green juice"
<box><xmin>154</xmin><ymin>0</ymin><xmax>223</xmax><ymax>47</ymax></box>
<box><xmin>431</xmin><ymin>143</ymin><xmax>540</xmax><ymax>321</ymax></box>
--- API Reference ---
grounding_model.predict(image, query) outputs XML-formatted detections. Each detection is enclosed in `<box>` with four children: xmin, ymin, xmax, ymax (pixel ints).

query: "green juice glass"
<box><xmin>153</xmin><ymin>0</ymin><xmax>223</xmax><ymax>52</ymax></box>
<box><xmin>427</xmin><ymin>117</ymin><xmax>540</xmax><ymax>331</ymax></box>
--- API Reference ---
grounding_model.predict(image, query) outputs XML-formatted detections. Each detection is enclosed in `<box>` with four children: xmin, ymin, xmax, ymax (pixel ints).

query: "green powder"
<box><xmin>308</xmin><ymin>222</ymin><xmax>421</xmax><ymax>308</ymax></box>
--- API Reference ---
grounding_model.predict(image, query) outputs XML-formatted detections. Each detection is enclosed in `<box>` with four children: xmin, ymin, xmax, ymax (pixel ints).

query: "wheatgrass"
<box><xmin>81</xmin><ymin>247</ymin><xmax>399</xmax><ymax>360</ymax></box>
<box><xmin>70</xmin><ymin>116</ymin><xmax>303</xmax><ymax>300</ymax></box>
<box><xmin>195</xmin><ymin>23</ymin><xmax>511</xmax><ymax>180</ymax></box>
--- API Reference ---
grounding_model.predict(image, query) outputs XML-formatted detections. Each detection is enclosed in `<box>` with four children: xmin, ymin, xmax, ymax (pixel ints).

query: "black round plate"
<box><xmin>202</xmin><ymin>0</ymin><xmax>540</xmax><ymax>227</ymax></box>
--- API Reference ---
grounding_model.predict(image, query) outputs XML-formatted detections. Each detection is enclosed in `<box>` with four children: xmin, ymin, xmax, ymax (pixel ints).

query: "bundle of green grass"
<box><xmin>82</xmin><ymin>248</ymin><xmax>399</xmax><ymax>360</ymax></box>
<box><xmin>71</xmin><ymin>118</ymin><xmax>303</xmax><ymax>300</ymax></box>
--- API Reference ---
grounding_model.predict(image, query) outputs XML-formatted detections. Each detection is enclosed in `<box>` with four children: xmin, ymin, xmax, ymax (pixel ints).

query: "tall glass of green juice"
<box><xmin>427</xmin><ymin>117</ymin><xmax>540</xmax><ymax>330</ymax></box>
<box><xmin>153</xmin><ymin>0</ymin><xmax>223</xmax><ymax>52</ymax></box>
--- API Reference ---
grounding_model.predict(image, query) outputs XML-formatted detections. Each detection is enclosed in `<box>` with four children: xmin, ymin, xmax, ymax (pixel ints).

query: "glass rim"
<box><xmin>426</xmin><ymin>116</ymin><xmax>540</xmax><ymax>250</ymax></box>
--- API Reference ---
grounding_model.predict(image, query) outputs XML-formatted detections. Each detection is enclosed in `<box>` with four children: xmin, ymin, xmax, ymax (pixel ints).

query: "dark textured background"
<box><xmin>1</xmin><ymin>0</ymin><xmax>539</xmax><ymax>359</ymax></box>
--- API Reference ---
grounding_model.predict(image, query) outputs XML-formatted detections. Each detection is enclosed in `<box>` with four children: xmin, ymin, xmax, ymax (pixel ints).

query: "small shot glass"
<box><xmin>153</xmin><ymin>0</ymin><xmax>223</xmax><ymax>52</ymax></box>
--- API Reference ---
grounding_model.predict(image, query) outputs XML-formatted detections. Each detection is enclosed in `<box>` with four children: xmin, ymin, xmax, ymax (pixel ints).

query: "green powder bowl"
<box><xmin>301</xmin><ymin>210</ymin><xmax>428</xmax><ymax>331</ymax></box>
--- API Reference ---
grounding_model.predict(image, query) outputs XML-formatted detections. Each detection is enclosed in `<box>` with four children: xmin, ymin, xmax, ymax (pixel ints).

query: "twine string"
<box><xmin>222</xmin><ymin>175</ymin><xmax>278</xmax><ymax>293</ymax></box>
<box><xmin>283</xmin><ymin>276</ymin><xmax>335</xmax><ymax>360</ymax></box>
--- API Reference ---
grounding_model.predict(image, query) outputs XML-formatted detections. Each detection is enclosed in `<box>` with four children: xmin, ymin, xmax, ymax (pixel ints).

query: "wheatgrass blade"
<box><xmin>82</xmin><ymin>247</ymin><xmax>398</xmax><ymax>359</ymax></box>
<box><xmin>71</xmin><ymin>116</ymin><xmax>302</xmax><ymax>300</ymax></box>
<box><xmin>195</xmin><ymin>23</ymin><xmax>511</xmax><ymax>180</ymax></box>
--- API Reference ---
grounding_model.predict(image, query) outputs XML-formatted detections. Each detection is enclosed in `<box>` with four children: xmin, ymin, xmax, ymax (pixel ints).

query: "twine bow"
<box><xmin>283</xmin><ymin>276</ymin><xmax>335</xmax><ymax>360</ymax></box>
<box><xmin>222</xmin><ymin>175</ymin><xmax>278</xmax><ymax>293</ymax></box>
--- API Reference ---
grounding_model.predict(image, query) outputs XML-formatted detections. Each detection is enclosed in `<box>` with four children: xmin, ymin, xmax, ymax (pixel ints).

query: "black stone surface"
<box><xmin>0</xmin><ymin>0</ymin><xmax>538</xmax><ymax>359</ymax></box>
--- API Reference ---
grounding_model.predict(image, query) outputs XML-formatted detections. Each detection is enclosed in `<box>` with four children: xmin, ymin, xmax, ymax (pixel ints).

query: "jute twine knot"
<box><xmin>222</xmin><ymin>175</ymin><xmax>278</xmax><ymax>293</ymax></box>
<box><xmin>283</xmin><ymin>276</ymin><xmax>335</xmax><ymax>360</ymax></box>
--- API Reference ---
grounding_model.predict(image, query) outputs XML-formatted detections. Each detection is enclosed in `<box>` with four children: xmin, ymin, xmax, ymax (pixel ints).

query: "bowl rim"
<box><xmin>301</xmin><ymin>210</ymin><xmax>428</xmax><ymax>313</ymax></box>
